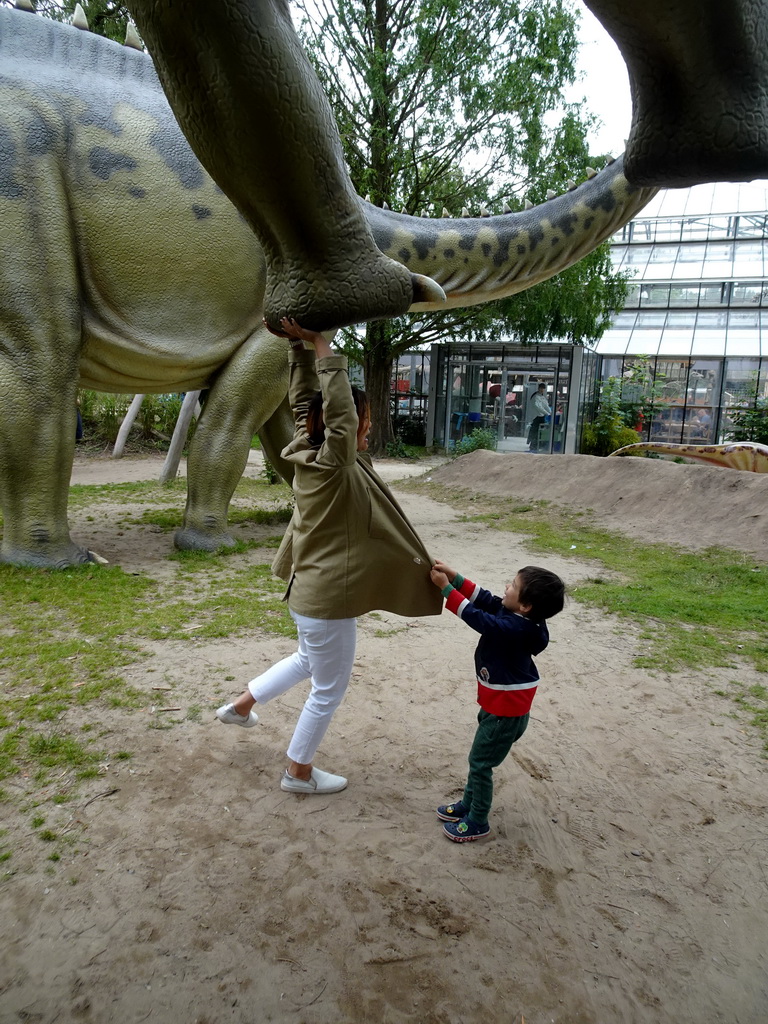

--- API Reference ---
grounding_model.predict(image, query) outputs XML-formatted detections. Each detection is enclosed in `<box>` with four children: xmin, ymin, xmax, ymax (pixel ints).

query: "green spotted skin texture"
<box><xmin>366</xmin><ymin>165</ymin><xmax>655</xmax><ymax>311</ymax></box>
<box><xmin>0</xmin><ymin>7</ymin><xmax>656</xmax><ymax>567</ymax></box>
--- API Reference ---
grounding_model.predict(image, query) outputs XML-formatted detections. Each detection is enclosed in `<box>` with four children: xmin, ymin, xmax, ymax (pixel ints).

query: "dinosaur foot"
<box><xmin>263</xmin><ymin>251</ymin><xmax>445</xmax><ymax>333</ymax></box>
<box><xmin>0</xmin><ymin>540</ymin><xmax>101</xmax><ymax>570</ymax></box>
<box><xmin>174</xmin><ymin>527</ymin><xmax>237</xmax><ymax>553</ymax></box>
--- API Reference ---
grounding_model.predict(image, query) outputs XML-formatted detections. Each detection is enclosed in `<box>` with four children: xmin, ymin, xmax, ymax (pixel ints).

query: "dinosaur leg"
<box><xmin>175</xmin><ymin>328</ymin><xmax>290</xmax><ymax>552</ymax></box>
<box><xmin>585</xmin><ymin>0</ymin><xmax>768</xmax><ymax>186</ymax></box>
<box><xmin>0</xmin><ymin>150</ymin><xmax>90</xmax><ymax>567</ymax></box>
<box><xmin>256</xmin><ymin>396</ymin><xmax>296</xmax><ymax>485</ymax></box>
<box><xmin>0</xmin><ymin>346</ymin><xmax>89</xmax><ymax>568</ymax></box>
<box><xmin>127</xmin><ymin>0</ymin><xmax>440</xmax><ymax>332</ymax></box>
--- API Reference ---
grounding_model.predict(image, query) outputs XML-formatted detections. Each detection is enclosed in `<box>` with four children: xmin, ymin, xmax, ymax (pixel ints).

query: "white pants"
<box><xmin>247</xmin><ymin>611</ymin><xmax>357</xmax><ymax>764</ymax></box>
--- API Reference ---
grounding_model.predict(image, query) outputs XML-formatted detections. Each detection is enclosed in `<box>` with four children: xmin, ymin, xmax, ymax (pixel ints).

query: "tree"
<box><xmin>4</xmin><ymin>1</ymin><xmax>133</xmax><ymax>42</ymax></box>
<box><xmin>296</xmin><ymin>0</ymin><xmax>628</xmax><ymax>452</ymax></box>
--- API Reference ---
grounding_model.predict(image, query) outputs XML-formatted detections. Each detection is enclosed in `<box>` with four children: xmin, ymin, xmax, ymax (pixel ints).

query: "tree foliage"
<box><xmin>5</xmin><ymin>1</ymin><xmax>133</xmax><ymax>42</ymax></box>
<box><xmin>295</xmin><ymin>0</ymin><xmax>628</xmax><ymax>451</ymax></box>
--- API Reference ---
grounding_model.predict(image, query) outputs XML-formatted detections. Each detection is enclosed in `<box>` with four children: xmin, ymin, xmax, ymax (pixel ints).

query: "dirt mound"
<box><xmin>431</xmin><ymin>450</ymin><xmax>768</xmax><ymax>559</ymax></box>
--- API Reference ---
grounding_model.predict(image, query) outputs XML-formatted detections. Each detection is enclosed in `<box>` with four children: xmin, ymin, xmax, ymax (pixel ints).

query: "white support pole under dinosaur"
<box><xmin>160</xmin><ymin>390</ymin><xmax>201</xmax><ymax>483</ymax></box>
<box><xmin>112</xmin><ymin>394</ymin><xmax>145</xmax><ymax>459</ymax></box>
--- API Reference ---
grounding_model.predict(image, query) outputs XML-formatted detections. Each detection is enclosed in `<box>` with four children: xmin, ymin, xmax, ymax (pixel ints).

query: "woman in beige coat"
<box><xmin>217</xmin><ymin>317</ymin><xmax>441</xmax><ymax>793</ymax></box>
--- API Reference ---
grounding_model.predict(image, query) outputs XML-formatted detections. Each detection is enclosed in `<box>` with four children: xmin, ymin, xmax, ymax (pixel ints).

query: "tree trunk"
<box><xmin>362</xmin><ymin>321</ymin><xmax>395</xmax><ymax>455</ymax></box>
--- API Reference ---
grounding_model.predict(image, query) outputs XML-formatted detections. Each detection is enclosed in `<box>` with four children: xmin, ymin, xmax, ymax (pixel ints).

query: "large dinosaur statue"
<box><xmin>125</xmin><ymin>0</ymin><xmax>768</xmax><ymax>334</ymax></box>
<box><xmin>0</xmin><ymin>4</ymin><xmax>659</xmax><ymax>567</ymax></box>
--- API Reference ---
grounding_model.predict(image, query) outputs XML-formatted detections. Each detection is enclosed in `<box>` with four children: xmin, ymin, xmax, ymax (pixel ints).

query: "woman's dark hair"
<box><xmin>517</xmin><ymin>565</ymin><xmax>565</xmax><ymax>621</ymax></box>
<box><xmin>306</xmin><ymin>387</ymin><xmax>370</xmax><ymax>447</ymax></box>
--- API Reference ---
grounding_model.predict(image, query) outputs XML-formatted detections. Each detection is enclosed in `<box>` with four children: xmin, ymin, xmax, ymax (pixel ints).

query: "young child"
<box><xmin>430</xmin><ymin>560</ymin><xmax>565</xmax><ymax>842</ymax></box>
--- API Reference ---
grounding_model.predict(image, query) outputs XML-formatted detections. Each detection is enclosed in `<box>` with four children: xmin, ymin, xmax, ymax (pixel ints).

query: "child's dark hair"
<box><xmin>517</xmin><ymin>566</ymin><xmax>565</xmax><ymax>621</ymax></box>
<box><xmin>306</xmin><ymin>387</ymin><xmax>369</xmax><ymax>447</ymax></box>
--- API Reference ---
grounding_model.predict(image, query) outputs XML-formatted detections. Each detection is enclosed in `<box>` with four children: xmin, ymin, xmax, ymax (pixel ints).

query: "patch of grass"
<box><xmin>405</xmin><ymin>480</ymin><xmax>768</xmax><ymax>675</ymax></box>
<box><xmin>714</xmin><ymin>680</ymin><xmax>768</xmax><ymax>754</ymax></box>
<box><xmin>67</xmin><ymin>477</ymin><xmax>187</xmax><ymax>509</ymax></box>
<box><xmin>1</xmin><ymin>472</ymin><xmax>300</xmax><ymax>853</ymax></box>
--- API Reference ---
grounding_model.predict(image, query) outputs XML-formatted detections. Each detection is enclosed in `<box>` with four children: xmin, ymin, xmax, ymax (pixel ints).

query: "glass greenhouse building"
<box><xmin>594</xmin><ymin>180</ymin><xmax>768</xmax><ymax>445</ymax></box>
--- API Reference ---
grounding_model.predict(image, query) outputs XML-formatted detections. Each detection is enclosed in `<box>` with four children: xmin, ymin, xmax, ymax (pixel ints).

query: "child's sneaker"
<box><xmin>216</xmin><ymin>703</ymin><xmax>259</xmax><ymax>728</ymax></box>
<box><xmin>443</xmin><ymin>817</ymin><xmax>491</xmax><ymax>842</ymax></box>
<box><xmin>436</xmin><ymin>801</ymin><xmax>468</xmax><ymax>822</ymax></box>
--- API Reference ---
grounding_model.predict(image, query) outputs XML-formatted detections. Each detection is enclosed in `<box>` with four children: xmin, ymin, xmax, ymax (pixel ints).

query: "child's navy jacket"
<box><xmin>444</xmin><ymin>577</ymin><xmax>549</xmax><ymax>716</ymax></box>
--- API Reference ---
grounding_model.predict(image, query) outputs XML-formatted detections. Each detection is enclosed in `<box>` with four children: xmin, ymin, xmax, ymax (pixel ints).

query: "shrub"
<box><xmin>728</xmin><ymin>380</ymin><xmax>768</xmax><ymax>444</ymax></box>
<box><xmin>451</xmin><ymin>427</ymin><xmax>497</xmax><ymax>458</ymax></box>
<box><xmin>582</xmin><ymin>377</ymin><xmax>640</xmax><ymax>456</ymax></box>
<box><xmin>392</xmin><ymin>417</ymin><xmax>426</xmax><ymax>446</ymax></box>
<box><xmin>582</xmin><ymin>422</ymin><xmax>640</xmax><ymax>456</ymax></box>
<box><xmin>385</xmin><ymin>435</ymin><xmax>413</xmax><ymax>458</ymax></box>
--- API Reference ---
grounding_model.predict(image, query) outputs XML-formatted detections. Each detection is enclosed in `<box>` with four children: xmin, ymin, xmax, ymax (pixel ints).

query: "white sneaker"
<box><xmin>216</xmin><ymin>703</ymin><xmax>259</xmax><ymax>728</ymax></box>
<box><xmin>280</xmin><ymin>767</ymin><xmax>348</xmax><ymax>794</ymax></box>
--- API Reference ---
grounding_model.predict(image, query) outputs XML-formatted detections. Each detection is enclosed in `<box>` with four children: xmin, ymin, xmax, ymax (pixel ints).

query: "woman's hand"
<box><xmin>263</xmin><ymin>316</ymin><xmax>328</xmax><ymax>351</ymax></box>
<box><xmin>432</xmin><ymin>559</ymin><xmax>457</xmax><ymax>582</ymax></box>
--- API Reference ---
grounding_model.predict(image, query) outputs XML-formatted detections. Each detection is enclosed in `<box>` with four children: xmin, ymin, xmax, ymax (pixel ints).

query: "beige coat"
<box><xmin>272</xmin><ymin>350</ymin><xmax>442</xmax><ymax>620</ymax></box>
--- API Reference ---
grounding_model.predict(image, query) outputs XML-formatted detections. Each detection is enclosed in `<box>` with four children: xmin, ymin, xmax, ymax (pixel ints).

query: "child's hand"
<box><xmin>430</xmin><ymin>568</ymin><xmax>450</xmax><ymax>590</ymax></box>
<box><xmin>432</xmin><ymin>559</ymin><xmax>457</xmax><ymax>582</ymax></box>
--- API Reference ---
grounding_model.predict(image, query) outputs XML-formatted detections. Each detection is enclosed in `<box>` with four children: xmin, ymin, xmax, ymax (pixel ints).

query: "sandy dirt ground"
<box><xmin>1</xmin><ymin>451</ymin><xmax>766</xmax><ymax>1024</ymax></box>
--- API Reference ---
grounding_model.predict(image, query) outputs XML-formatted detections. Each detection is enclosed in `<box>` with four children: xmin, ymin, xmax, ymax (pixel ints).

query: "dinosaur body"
<box><xmin>610</xmin><ymin>442</ymin><xmax>768</xmax><ymax>473</ymax></box>
<box><xmin>0</xmin><ymin>7</ymin><xmax>657</xmax><ymax>567</ymax></box>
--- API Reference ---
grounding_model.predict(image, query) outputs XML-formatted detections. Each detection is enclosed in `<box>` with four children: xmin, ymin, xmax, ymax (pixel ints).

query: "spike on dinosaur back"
<box><xmin>72</xmin><ymin>3</ymin><xmax>88</xmax><ymax>30</ymax></box>
<box><xmin>124</xmin><ymin>23</ymin><xmax>143</xmax><ymax>50</ymax></box>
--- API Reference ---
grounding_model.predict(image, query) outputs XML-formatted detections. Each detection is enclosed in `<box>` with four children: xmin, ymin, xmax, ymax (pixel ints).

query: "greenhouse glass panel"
<box><xmin>635</xmin><ymin>311</ymin><xmax>668</xmax><ymax>327</ymax></box>
<box><xmin>658</xmin><ymin>334</ymin><xmax>692</xmax><ymax>355</ymax></box>
<box><xmin>678</xmin><ymin>243</ymin><xmax>706</xmax><ymax>262</ymax></box>
<box><xmin>736</xmin><ymin>215</ymin><xmax>768</xmax><ymax>238</ymax></box>
<box><xmin>613</xmin><ymin>311</ymin><xmax>638</xmax><ymax>328</ymax></box>
<box><xmin>626</xmin><ymin>332</ymin><xmax>662</xmax><ymax>353</ymax></box>
<box><xmin>610</xmin><ymin>245</ymin><xmax>628</xmax><ymax>269</ymax></box>
<box><xmin>730</xmin><ymin>311</ymin><xmax>760</xmax><ymax>327</ymax></box>
<box><xmin>680</xmin><ymin>217</ymin><xmax>712</xmax><ymax>240</ymax></box>
<box><xmin>630</xmin><ymin>222</ymin><xmax>655</xmax><ymax>243</ymax></box>
<box><xmin>690</xmin><ymin>333</ymin><xmax>727</xmax><ymax>356</ymax></box>
<box><xmin>723</xmin><ymin>359</ymin><xmax>760</xmax><ymax>403</ymax></box>
<box><xmin>726</xmin><ymin>332</ymin><xmax>760</xmax><ymax>356</ymax></box>
<box><xmin>652</xmin><ymin>220</ymin><xmax>682</xmax><ymax>243</ymax></box>
<box><xmin>666</xmin><ymin>311</ymin><xmax>698</xmax><ymax>328</ymax></box>
<box><xmin>649</xmin><ymin>244</ymin><xmax>679</xmax><ymax>264</ymax></box>
<box><xmin>668</xmin><ymin>283</ymin><xmax>699</xmax><ymax>305</ymax></box>
<box><xmin>596</xmin><ymin>332</ymin><xmax>631</xmax><ymax>353</ymax></box>
<box><xmin>641</xmin><ymin>284</ymin><xmax>671</xmax><ymax>305</ymax></box>
<box><xmin>695</xmin><ymin>311</ymin><xmax>729</xmax><ymax>328</ymax></box>
<box><xmin>671</xmin><ymin>263</ymin><xmax>700</xmax><ymax>280</ymax></box>
<box><xmin>699</xmin><ymin>282</ymin><xmax>729</xmax><ymax>306</ymax></box>
<box><xmin>731</xmin><ymin>240</ymin><xmax>763</xmax><ymax>273</ymax></box>
<box><xmin>625</xmin><ymin>245</ymin><xmax>653</xmax><ymax>266</ymax></box>
<box><xmin>731</xmin><ymin>282</ymin><xmax>763</xmax><ymax>306</ymax></box>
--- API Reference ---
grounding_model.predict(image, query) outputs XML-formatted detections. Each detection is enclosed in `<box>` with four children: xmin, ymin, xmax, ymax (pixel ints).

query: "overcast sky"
<box><xmin>569</xmin><ymin>7</ymin><xmax>632</xmax><ymax>158</ymax></box>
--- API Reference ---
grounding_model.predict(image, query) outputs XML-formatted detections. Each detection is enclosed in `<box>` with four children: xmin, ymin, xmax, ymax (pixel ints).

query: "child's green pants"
<box><xmin>462</xmin><ymin>709</ymin><xmax>529</xmax><ymax>825</ymax></box>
